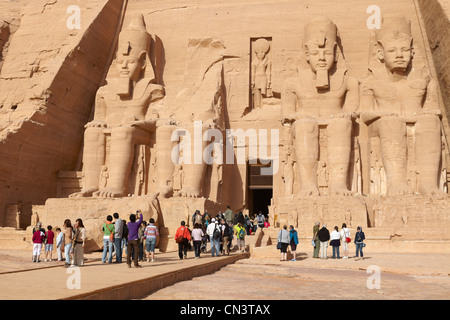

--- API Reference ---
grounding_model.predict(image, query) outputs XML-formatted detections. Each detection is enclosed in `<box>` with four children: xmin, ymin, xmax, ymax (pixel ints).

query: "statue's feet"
<box><xmin>419</xmin><ymin>186</ymin><xmax>447</xmax><ymax>199</ymax></box>
<box><xmin>298</xmin><ymin>187</ymin><xmax>320</xmax><ymax>197</ymax></box>
<box><xmin>328</xmin><ymin>185</ymin><xmax>354</xmax><ymax>196</ymax></box>
<box><xmin>178</xmin><ymin>187</ymin><xmax>202</xmax><ymax>198</ymax></box>
<box><xmin>93</xmin><ymin>187</ymin><xmax>125</xmax><ymax>198</ymax></box>
<box><xmin>156</xmin><ymin>186</ymin><xmax>173</xmax><ymax>198</ymax></box>
<box><xmin>387</xmin><ymin>183</ymin><xmax>413</xmax><ymax>196</ymax></box>
<box><xmin>69</xmin><ymin>188</ymin><xmax>98</xmax><ymax>198</ymax></box>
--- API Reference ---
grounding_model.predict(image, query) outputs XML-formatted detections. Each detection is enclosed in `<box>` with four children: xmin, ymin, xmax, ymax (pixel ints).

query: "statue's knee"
<box><xmin>85</xmin><ymin>127</ymin><xmax>104</xmax><ymax>143</ymax></box>
<box><xmin>111</xmin><ymin>126</ymin><xmax>133</xmax><ymax>141</ymax></box>
<box><xmin>294</xmin><ymin>119</ymin><xmax>318</xmax><ymax>135</ymax></box>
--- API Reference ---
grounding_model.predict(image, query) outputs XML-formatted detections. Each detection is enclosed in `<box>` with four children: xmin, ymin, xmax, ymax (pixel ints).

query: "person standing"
<box><xmin>206</xmin><ymin>218</ymin><xmax>221</xmax><ymax>257</ymax></box>
<box><xmin>277</xmin><ymin>225</ymin><xmax>290</xmax><ymax>261</ymax></box>
<box><xmin>317</xmin><ymin>224</ymin><xmax>330</xmax><ymax>260</ymax></box>
<box><xmin>113</xmin><ymin>213</ymin><xmax>124</xmax><ymax>263</ymax></box>
<box><xmin>72</xmin><ymin>219</ymin><xmax>86</xmax><ymax>266</ymax></box>
<box><xmin>191</xmin><ymin>223</ymin><xmax>204</xmax><ymax>258</ymax></box>
<box><xmin>340</xmin><ymin>223</ymin><xmax>351</xmax><ymax>259</ymax></box>
<box><xmin>234</xmin><ymin>222</ymin><xmax>246</xmax><ymax>253</ymax></box>
<box><xmin>102</xmin><ymin>215</ymin><xmax>115</xmax><ymax>264</ymax></box>
<box><xmin>330</xmin><ymin>226</ymin><xmax>341</xmax><ymax>259</ymax></box>
<box><xmin>175</xmin><ymin>221</ymin><xmax>191</xmax><ymax>259</ymax></box>
<box><xmin>32</xmin><ymin>227</ymin><xmax>45</xmax><ymax>263</ymax></box>
<box><xmin>63</xmin><ymin>219</ymin><xmax>73</xmax><ymax>268</ymax></box>
<box><xmin>127</xmin><ymin>210</ymin><xmax>143</xmax><ymax>267</ymax></box>
<box><xmin>223</xmin><ymin>206</ymin><xmax>233</xmax><ymax>224</ymax></box>
<box><xmin>144</xmin><ymin>218</ymin><xmax>159</xmax><ymax>262</ymax></box>
<box><xmin>289</xmin><ymin>225</ymin><xmax>299</xmax><ymax>262</ymax></box>
<box><xmin>222</xmin><ymin>219</ymin><xmax>233</xmax><ymax>256</ymax></box>
<box><xmin>312</xmin><ymin>222</ymin><xmax>320</xmax><ymax>258</ymax></box>
<box><xmin>256</xmin><ymin>211</ymin><xmax>265</xmax><ymax>229</ymax></box>
<box><xmin>55</xmin><ymin>228</ymin><xmax>64</xmax><ymax>261</ymax></box>
<box><xmin>44</xmin><ymin>226</ymin><xmax>54</xmax><ymax>262</ymax></box>
<box><xmin>355</xmin><ymin>226</ymin><xmax>366</xmax><ymax>260</ymax></box>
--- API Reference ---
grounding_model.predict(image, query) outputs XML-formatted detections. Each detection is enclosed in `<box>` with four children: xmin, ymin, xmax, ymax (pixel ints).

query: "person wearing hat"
<box><xmin>206</xmin><ymin>218</ymin><xmax>220</xmax><ymax>257</ymax></box>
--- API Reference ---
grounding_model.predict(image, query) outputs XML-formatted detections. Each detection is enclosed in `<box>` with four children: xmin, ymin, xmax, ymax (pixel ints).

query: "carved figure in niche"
<box><xmin>69</xmin><ymin>14</ymin><xmax>166</xmax><ymax>198</ymax></box>
<box><xmin>99</xmin><ymin>166</ymin><xmax>108</xmax><ymax>189</ymax></box>
<box><xmin>251</xmin><ymin>38</ymin><xmax>272</xmax><ymax>109</ymax></box>
<box><xmin>173</xmin><ymin>164</ymin><xmax>184</xmax><ymax>194</ymax></box>
<box><xmin>281</xmin><ymin>16</ymin><xmax>359</xmax><ymax>196</ymax></box>
<box><xmin>317</xmin><ymin>161</ymin><xmax>329</xmax><ymax>195</ymax></box>
<box><xmin>281</xmin><ymin>144</ymin><xmax>295</xmax><ymax>195</ymax></box>
<box><xmin>360</xmin><ymin>14</ymin><xmax>445</xmax><ymax>197</ymax></box>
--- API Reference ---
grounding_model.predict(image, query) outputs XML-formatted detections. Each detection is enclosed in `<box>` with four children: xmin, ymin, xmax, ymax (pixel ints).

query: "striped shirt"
<box><xmin>144</xmin><ymin>224</ymin><xmax>159</xmax><ymax>239</ymax></box>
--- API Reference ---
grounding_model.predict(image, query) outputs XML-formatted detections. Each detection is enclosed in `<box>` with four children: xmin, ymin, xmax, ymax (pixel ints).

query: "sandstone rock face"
<box><xmin>0</xmin><ymin>0</ymin><xmax>449</xmax><ymax>253</ymax></box>
<box><xmin>0</xmin><ymin>0</ymin><xmax>126</xmax><ymax>227</ymax></box>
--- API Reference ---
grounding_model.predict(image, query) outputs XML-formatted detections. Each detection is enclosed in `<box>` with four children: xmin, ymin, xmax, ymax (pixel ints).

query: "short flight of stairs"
<box><xmin>0</xmin><ymin>228</ymin><xmax>33</xmax><ymax>250</ymax></box>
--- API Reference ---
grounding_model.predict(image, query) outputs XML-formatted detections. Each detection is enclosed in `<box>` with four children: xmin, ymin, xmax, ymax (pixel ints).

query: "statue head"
<box><xmin>303</xmin><ymin>17</ymin><xmax>339</xmax><ymax>74</ymax></box>
<box><xmin>376</xmin><ymin>15</ymin><xmax>414</xmax><ymax>73</ymax></box>
<box><xmin>253</xmin><ymin>38</ymin><xmax>270</xmax><ymax>61</ymax></box>
<box><xmin>114</xmin><ymin>14</ymin><xmax>153</xmax><ymax>96</ymax></box>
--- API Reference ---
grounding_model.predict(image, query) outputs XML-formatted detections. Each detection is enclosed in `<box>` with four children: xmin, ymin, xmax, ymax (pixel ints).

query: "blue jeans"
<box><xmin>355</xmin><ymin>243</ymin><xmax>364</xmax><ymax>258</ymax></box>
<box><xmin>332</xmin><ymin>246</ymin><xmax>340</xmax><ymax>259</ymax></box>
<box><xmin>64</xmin><ymin>243</ymin><xmax>72</xmax><ymax>264</ymax></box>
<box><xmin>210</xmin><ymin>236</ymin><xmax>220</xmax><ymax>257</ymax></box>
<box><xmin>102</xmin><ymin>238</ymin><xmax>113</xmax><ymax>263</ymax></box>
<box><xmin>114</xmin><ymin>238</ymin><xmax>123</xmax><ymax>263</ymax></box>
<box><xmin>146</xmin><ymin>238</ymin><xmax>157</xmax><ymax>252</ymax></box>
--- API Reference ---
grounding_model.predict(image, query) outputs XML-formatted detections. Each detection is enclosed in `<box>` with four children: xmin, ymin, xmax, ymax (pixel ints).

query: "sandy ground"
<box><xmin>142</xmin><ymin>252</ymin><xmax>450</xmax><ymax>300</ymax></box>
<box><xmin>1</xmin><ymin>249</ymin><xmax>449</xmax><ymax>300</ymax></box>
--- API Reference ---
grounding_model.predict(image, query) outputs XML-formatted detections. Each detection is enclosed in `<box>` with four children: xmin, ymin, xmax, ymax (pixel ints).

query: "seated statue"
<box><xmin>360</xmin><ymin>14</ymin><xmax>445</xmax><ymax>197</ymax></box>
<box><xmin>70</xmin><ymin>14</ymin><xmax>165</xmax><ymax>198</ymax></box>
<box><xmin>281</xmin><ymin>16</ymin><xmax>359</xmax><ymax>196</ymax></box>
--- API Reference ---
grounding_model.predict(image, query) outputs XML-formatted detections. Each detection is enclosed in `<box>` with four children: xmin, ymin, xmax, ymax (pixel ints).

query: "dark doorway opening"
<box><xmin>247</xmin><ymin>161</ymin><xmax>273</xmax><ymax>218</ymax></box>
<box><xmin>249</xmin><ymin>188</ymin><xmax>272</xmax><ymax>217</ymax></box>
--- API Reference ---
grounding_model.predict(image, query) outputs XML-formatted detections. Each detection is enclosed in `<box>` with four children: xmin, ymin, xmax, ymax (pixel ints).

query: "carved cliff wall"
<box><xmin>0</xmin><ymin>0</ymin><xmax>126</xmax><ymax>226</ymax></box>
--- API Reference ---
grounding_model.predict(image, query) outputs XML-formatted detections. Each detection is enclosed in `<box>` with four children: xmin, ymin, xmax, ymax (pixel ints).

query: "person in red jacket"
<box><xmin>32</xmin><ymin>228</ymin><xmax>46</xmax><ymax>263</ymax></box>
<box><xmin>175</xmin><ymin>221</ymin><xmax>191</xmax><ymax>259</ymax></box>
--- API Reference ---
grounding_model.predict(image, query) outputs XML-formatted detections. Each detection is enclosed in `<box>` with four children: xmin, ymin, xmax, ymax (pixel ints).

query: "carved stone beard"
<box><xmin>117</xmin><ymin>77</ymin><xmax>131</xmax><ymax>98</ymax></box>
<box><xmin>315</xmin><ymin>69</ymin><xmax>329</xmax><ymax>90</ymax></box>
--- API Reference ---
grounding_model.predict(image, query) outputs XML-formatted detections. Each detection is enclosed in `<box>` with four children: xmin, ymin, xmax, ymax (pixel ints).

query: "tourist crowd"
<box><xmin>276</xmin><ymin>222</ymin><xmax>366</xmax><ymax>262</ymax></box>
<box><xmin>30</xmin><ymin>207</ymin><xmax>270</xmax><ymax>267</ymax></box>
<box><xmin>31</xmin><ymin>208</ymin><xmax>366</xmax><ymax>267</ymax></box>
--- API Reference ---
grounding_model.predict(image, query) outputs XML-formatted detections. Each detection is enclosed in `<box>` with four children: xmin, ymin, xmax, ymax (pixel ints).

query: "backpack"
<box><xmin>238</xmin><ymin>227</ymin><xmax>245</xmax><ymax>239</ymax></box>
<box><xmin>223</xmin><ymin>224</ymin><xmax>231</xmax><ymax>237</ymax></box>
<box><xmin>122</xmin><ymin>223</ymin><xmax>129</xmax><ymax>240</ymax></box>
<box><xmin>213</xmin><ymin>224</ymin><xmax>221</xmax><ymax>240</ymax></box>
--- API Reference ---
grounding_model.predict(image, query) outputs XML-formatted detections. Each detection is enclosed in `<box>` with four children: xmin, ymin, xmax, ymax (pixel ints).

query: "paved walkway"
<box><xmin>0</xmin><ymin>250</ymin><xmax>249</xmax><ymax>300</ymax></box>
<box><xmin>1</xmin><ymin>249</ymin><xmax>449</xmax><ymax>300</ymax></box>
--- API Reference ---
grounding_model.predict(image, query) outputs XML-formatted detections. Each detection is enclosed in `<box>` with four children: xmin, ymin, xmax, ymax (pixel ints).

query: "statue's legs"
<box><xmin>415</xmin><ymin>114</ymin><xmax>445</xmax><ymax>197</ymax></box>
<box><xmin>293</xmin><ymin>118</ymin><xmax>319</xmax><ymax>196</ymax></box>
<box><xmin>155</xmin><ymin>125</ymin><xmax>176</xmax><ymax>198</ymax></box>
<box><xmin>327</xmin><ymin>116</ymin><xmax>353</xmax><ymax>196</ymax></box>
<box><xmin>69</xmin><ymin>127</ymin><xmax>105</xmax><ymax>197</ymax></box>
<box><xmin>177</xmin><ymin>124</ymin><xmax>208</xmax><ymax>198</ymax></box>
<box><xmin>94</xmin><ymin>126</ymin><xmax>151</xmax><ymax>198</ymax></box>
<box><xmin>376</xmin><ymin>116</ymin><xmax>412</xmax><ymax>196</ymax></box>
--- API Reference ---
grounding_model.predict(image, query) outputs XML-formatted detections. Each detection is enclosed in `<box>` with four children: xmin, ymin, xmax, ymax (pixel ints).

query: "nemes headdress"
<box><xmin>118</xmin><ymin>14</ymin><xmax>151</xmax><ymax>56</ymax></box>
<box><xmin>304</xmin><ymin>16</ymin><xmax>338</xmax><ymax>47</ymax></box>
<box><xmin>376</xmin><ymin>14</ymin><xmax>412</xmax><ymax>44</ymax></box>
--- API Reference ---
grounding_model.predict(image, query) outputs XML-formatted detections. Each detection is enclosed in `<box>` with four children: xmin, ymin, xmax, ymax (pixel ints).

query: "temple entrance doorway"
<box><xmin>247</xmin><ymin>161</ymin><xmax>273</xmax><ymax>218</ymax></box>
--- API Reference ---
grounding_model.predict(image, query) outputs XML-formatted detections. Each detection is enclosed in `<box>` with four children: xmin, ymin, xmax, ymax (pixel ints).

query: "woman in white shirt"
<box><xmin>330</xmin><ymin>226</ymin><xmax>341</xmax><ymax>259</ymax></box>
<box><xmin>191</xmin><ymin>223</ymin><xmax>205</xmax><ymax>258</ymax></box>
<box><xmin>340</xmin><ymin>223</ymin><xmax>350</xmax><ymax>259</ymax></box>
